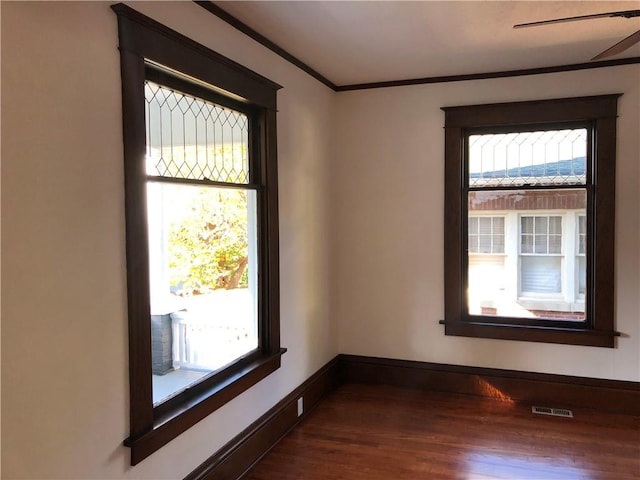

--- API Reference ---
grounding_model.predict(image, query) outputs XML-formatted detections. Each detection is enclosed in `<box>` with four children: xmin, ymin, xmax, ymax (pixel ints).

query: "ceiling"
<box><xmin>213</xmin><ymin>1</ymin><xmax>640</xmax><ymax>86</ymax></box>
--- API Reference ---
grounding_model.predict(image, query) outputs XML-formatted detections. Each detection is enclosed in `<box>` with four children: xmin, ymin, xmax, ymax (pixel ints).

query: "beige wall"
<box><xmin>333</xmin><ymin>65</ymin><xmax>640</xmax><ymax>381</ymax></box>
<box><xmin>1</xmin><ymin>2</ymin><xmax>336</xmax><ymax>478</ymax></box>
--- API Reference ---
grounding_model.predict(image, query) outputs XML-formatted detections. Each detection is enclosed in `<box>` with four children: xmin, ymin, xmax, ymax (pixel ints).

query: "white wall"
<box><xmin>1</xmin><ymin>2</ymin><xmax>336</xmax><ymax>479</ymax></box>
<box><xmin>333</xmin><ymin>65</ymin><xmax>640</xmax><ymax>382</ymax></box>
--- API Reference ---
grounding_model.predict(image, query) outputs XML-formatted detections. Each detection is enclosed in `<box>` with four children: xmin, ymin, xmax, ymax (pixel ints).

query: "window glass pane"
<box><xmin>521</xmin><ymin>216</ymin><xmax>533</xmax><ymax>234</ymax></box>
<box><xmin>549</xmin><ymin>235</ymin><xmax>562</xmax><ymax>254</ymax></box>
<box><xmin>534</xmin><ymin>235</ymin><xmax>547</xmax><ymax>254</ymax></box>
<box><xmin>467</xmin><ymin>255</ymin><xmax>505</xmax><ymax>316</ymax></box>
<box><xmin>534</xmin><ymin>216</ymin><xmax>548</xmax><ymax>234</ymax></box>
<box><xmin>468</xmin><ymin>190</ymin><xmax>585</xmax><ymax>321</ymax></box>
<box><xmin>549</xmin><ymin>216</ymin><xmax>562</xmax><ymax>234</ymax></box>
<box><xmin>578</xmin><ymin>215</ymin><xmax>587</xmax><ymax>254</ymax></box>
<box><xmin>578</xmin><ymin>256</ymin><xmax>587</xmax><ymax>295</ymax></box>
<box><xmin>478</xmin><ymin>217</ymin><xmax>492</xmax><ymax>234</ymax></box>
<box><xmin>148</xmin><ymin>183</ymin><xmax>258</xmax><ymax>404</ymax></box>
<box><xmin>521</xmin><ymin>235</ymin><xmax>533</xmax><ymax>254</ymax></box>
<box><xmin>468</xmin><ymin>215</ymin><xmax>504</xmax><ymax>254</ymax></box>
<box><xmin>521</xmin><ymin>256</ymin><xmax>561</xmax><ymax>293</ymax></box>
<box><xmin>469</xmin><ymin>235</ymin><xmax>478</xmax><ymax>253</ymax></box>
<box><xmin>145</xmin><ymin>81</ymin><xmax>249</xmax><ymax>184</ymax></box>
<box><xmin>469</xmin><ymin>129</ymin><xmax>587</xmax><ymax>187</ymax></box>
<box><xmin>478</xmin><ymin>235</ymin><xmax>492</xmax><ymax>253</ymax></box>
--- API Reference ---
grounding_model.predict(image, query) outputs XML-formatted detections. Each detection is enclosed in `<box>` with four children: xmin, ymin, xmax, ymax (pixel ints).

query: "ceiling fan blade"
<box><xmin>591</xmin><ymin>29</ymin><xmax>640</xmax><ymax>60</ymax></box>
<box><xmin>514</xmin><ymin>9</ymin><xmax>640</xmax><ymax>28</ymax></box>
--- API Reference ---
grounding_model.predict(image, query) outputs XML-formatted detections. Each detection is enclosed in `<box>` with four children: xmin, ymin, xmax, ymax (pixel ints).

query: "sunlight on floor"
<box><xmin>474</xmin><ymin>377</ymin><xmax>514</xmax><ymax>403</ymax></box>
<box><xmin>465</xmin><ymin>451</ymin><xmax>592</xmax><ymax>479</ymax></box>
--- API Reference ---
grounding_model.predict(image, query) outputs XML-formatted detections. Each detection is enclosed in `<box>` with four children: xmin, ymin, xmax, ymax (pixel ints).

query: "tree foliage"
<box><xmin>168</xmin><ymin>187</ymin><xmax>249</xmax><ymax>295</ymax></box>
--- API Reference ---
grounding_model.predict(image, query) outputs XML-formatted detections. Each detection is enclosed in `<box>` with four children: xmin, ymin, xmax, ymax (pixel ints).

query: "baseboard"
<box><xmin>184</xmin><ymin>356</ymin><xmax>340</xmax><ymax>480</ymax></box>
<box><xmin>338</xmin><ymin>354</ymin><xmax>640</xmax><ymax>415</ymax></box>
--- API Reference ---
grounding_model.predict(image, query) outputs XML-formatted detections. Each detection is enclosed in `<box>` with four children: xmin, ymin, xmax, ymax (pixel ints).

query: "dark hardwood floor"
<box><xmin>244</xmin><ymin>383</ymin><xmax>640</xmax><ymax>479</ymax></box>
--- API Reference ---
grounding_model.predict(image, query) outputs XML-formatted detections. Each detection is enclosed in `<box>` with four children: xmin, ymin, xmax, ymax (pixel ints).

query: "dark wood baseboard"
<box><xmin>184</xmin><ymin>356</ymin><xmax>340</xmax><ymax>480</ymax></box>
<box><xmin>338</xmin><ymin>354</ymin><xmax>640</xmax><ymax>415</ymax></box>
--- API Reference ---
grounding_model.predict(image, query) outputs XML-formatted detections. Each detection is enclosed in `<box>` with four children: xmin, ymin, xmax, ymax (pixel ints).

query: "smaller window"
<box><xmin>520</xmin><ymin>216</ymin><xmax>562</xmax><ymax>255</ymax></box>
<box><xmin>469</xmin><ymin>216</ymin><xmax>505</xmax><ymax>254</ymax></box>
<box><xmin>442</xmin><ymin>95</ymin><xmax>620</xmax><ymax>347</ymax></box>
<box><xmin>520</xmin><ymin>215</ymin><xmax>563</xmax><ymax>295</ymax></box>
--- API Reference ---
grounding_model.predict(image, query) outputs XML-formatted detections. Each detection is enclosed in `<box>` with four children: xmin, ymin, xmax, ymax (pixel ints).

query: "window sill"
<box><xmin>124</xmin><ymin>348</ymin><xmax>286</xmax><ymax>465</ymax></box>
<box><xmin>440</xmin><ymin>320</ymin><xmax>618</xmax><ymax>348</ymax></box>
<box><xmin>516</xmin><ymin>298</ymin><xmax>585</xmax><ymax>313</ymax></box>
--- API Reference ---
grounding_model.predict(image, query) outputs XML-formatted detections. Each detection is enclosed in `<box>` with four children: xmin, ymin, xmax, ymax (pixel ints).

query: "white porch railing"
<box><xmin>171</xmin><ymin>312</ymin><xmax>256</xmax><ymax>371</ymax></box>
<box><xmin>169</xmin><ymin>289</ymin><xmax>257</xmax><ymax>372</ymax></box>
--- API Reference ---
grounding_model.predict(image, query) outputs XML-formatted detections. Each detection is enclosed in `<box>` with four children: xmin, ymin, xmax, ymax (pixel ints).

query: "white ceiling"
<box><xmin>214</xmin><ymin>1</ymin><xmax>640</xmax><ymax>86</ymax></box>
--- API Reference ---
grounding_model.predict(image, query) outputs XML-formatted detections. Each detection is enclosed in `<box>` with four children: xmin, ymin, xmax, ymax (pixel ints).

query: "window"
<box><xmin>442</xmin><ymin>95</ymin><xmax>620</xmax><ymax>347</ymax></box>
<box><xmin>520</xmin><ymin>215</ymin><xmax>563</xmax><ymax>295</ymax></box>
<box><xmin>468</xmin><ymin>216</ymin><xmax>504</xmax><ymax>254</ymax></box>
<box><xmin>577</xmin><ymin>215</ymin><xmax>587</xmax><ymax>296</ymax></box>
<box><xmin>145</xmin><ymin>77</ymin><xmax>261</xmax><ymax>404</ymax></box>
<box><xmin>113</xmin><ymin>5</ymin><xmax>284</xmax><ymax>464</ymax></box>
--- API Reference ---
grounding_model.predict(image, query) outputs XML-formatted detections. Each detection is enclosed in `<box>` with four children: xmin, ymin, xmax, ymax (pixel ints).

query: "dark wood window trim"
<box><xmin>112</xmin><ymin>3</ymin><xmax>284</xmax><ymax>465</ymax></box>
<box><xmin>441</xmin><ymin>95</ymin><xmax>621</xmax><ymax>348</ymax></box>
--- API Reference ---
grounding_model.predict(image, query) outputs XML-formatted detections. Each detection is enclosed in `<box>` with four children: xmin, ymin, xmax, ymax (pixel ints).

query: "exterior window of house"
<box><xmin>468</xmin><ymin>216</ymin><xmax>506</xmax><ymax>316</ymax></box>
<box><xmin>577</xmin><ymin>214</ymin><xmax>587</xmax><ymax>296</ymax></box>
<box><xmin>469</xmin><ymin>216</ymin><xmax>504</xmax><ymax>254</ymax></box>
<box><xmin>520</xmin><ymin>215</ymin><xmax>563</xmax><ymax>295</ymax></box>
<box><xmin>443</xmin><ymin>95</ymin><xmax>620</xmax><ymax>347</ymax></box>
<box><xmin>113</xmin><ymin>4</ymin><xmax>283</xmax><ymax>465</ymax></box>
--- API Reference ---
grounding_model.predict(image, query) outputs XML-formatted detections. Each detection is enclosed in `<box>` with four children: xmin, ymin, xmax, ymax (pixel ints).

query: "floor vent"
<box><xmin>532</xmin><ymin>406</ymin><xmax>573</xmax><ymax>418</ymax></box>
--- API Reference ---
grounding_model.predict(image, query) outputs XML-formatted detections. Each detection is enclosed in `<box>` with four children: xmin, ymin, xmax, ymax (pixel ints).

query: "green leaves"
<box><xmin>168</xmin><ymin>187</ymin><xmax>250</xmax><ymax>295</ymax></box>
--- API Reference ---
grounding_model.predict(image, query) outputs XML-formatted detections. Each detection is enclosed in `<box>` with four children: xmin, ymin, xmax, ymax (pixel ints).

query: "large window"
<box><xmin>442</xmin><ymin>95</ymin><xmax>620</xmax><ymax>347</ymax></box>
<box><xmin>145</xmin><ymin>76</ymin><xmax>261</xmax><ymax>405</ymax></box>
<box><xmin>113</xmin><ymin>5</ymin><xmax>284</xmax><ymax>464</ymax></box>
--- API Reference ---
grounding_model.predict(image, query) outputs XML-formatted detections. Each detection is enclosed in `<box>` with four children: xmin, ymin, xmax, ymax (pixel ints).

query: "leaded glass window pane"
<box><xmin>145</xmin><ymin>81</ymin><xmax>250</xmax><ymax>183</ymax></box>
<box><xmin>468</xmin><ymin>129</ymin><xmax>587</xmax><ymax>187</ymax></box>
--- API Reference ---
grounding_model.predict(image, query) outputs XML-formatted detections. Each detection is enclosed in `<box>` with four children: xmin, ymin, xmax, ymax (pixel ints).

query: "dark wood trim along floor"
<box><xmin>184</xmin><ymin>354</ymin><xmax>640</xmax><ymax>480</ymax></box>
<box><xmin>185</xmin><ymin>357</ymin><xmax>340</xmax><ymax>480</ymax></box>
<box><xmin>339</xmin><ymin>354</ymin><xmax>640</xmax><ymax>415</ymax></box>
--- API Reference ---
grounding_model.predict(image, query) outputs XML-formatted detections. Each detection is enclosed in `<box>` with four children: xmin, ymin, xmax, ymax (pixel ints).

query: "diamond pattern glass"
<box><xmin>144</xmin><ymin>81</ymin><xmax>249</xmax><ymax>184</ymax></box>
<box><xmin>469</xmin><ymin>129</ymin><xmax>587</xmax><ymax>187</ymax></box>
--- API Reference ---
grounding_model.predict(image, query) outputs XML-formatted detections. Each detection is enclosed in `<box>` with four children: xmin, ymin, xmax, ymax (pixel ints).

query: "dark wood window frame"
<box><xmin>112</xmin><ymin>4</ymin><xmax>285</xmax><ymax>465</ymax></box>
<box><xmin>441</xmin><ymin>95</ymin><xmax>621</xmax><ymax>348</ymax></box>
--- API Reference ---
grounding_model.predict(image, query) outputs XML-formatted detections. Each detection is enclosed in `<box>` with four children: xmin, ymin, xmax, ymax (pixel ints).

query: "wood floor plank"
<box><xmin>243</xmin><ymin>383</ymin><xmax>640</xmax><ymax>480</ymax></box>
